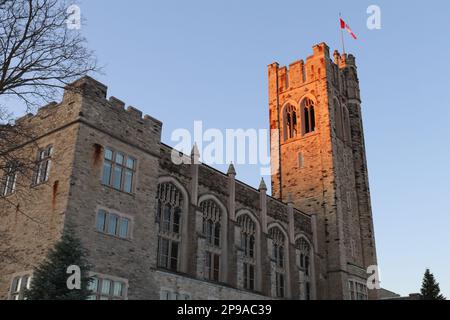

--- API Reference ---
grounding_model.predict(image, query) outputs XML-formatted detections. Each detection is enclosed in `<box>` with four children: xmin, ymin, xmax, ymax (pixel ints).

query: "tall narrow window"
<box><xmin>275</xmin><ymin>272</ymin><xmax>285</xmax><ymax>298</ymax></box>
<box><xmin>200</xmin><ymin>199</ymin><xmax>223</xmax><ymax>282</ymax></box>
<box><xmin>348</xmin><ymin>280</ymin><xmax>368</xmax><ymax>300</ymax></box>
<box><xmin>201</xmin><ymin>200</ymin><xmax>222</xmax><ymax>248</ymax></box>
<box><xmin>102</xmin><ymin>148</ymin><xmax>136</xmax><ymax>193</ymax></box>
<box><xmin>269</xmin><ymin>227</ymin><xmax>286</xmax><ymax>298</ymax></box>
<box><xmin>243</xmin><ymin>263</ymin><xmax>255</xmax><ymax>291</ymax></box>
<box><xmin>301</xmin><ymin>98</ymin><xmax>316</xmax><ymax>134</ymax></box>
<box><xmin>34</xmin><ymin>146</ymin><xmax>53</xmax><ymax>185</ymax></box>
<box><xmin>296</xmin><ymin>237</ymin><xmax>312</xmax><ymax>300</ymax></box>
<box><xmin>284</xmin><ymin>104</ymin><xmax>298</xmax><ymax>140</ymax></box>
<box><xmin>205</xmin><ymin>251</ymin><xmax>220</xmax><ymax>282</ymax></box>
<box><xmin>1</xmin><ymin>162</ymin><xmax>18</xmax><ymax>196</ymax></box>
<box><xmin>156</xmin><ymin>182</ymin><xmax>184</xmax><ymax>272</ymax></box>
<box><xmin>238</xmin><ymin>214</ymin><xmax>257</xmax><ymax>291</ymax></box>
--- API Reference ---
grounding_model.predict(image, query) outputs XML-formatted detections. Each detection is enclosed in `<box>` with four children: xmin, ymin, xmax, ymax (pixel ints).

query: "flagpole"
<box><xmin>339</xmin><ymin>12</ymin><xmax>346</xmax><ymax>55</ymax></box>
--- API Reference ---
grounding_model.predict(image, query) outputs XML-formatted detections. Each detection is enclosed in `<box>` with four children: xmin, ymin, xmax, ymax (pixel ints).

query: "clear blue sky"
<box><xmin>77</xmin><ymin>0</ymin><xmax>449</xmax><ymax>297</ymax></box>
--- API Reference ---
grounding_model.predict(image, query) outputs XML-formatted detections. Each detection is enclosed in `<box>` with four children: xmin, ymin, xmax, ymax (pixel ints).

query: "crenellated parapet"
<box><xmin>13</xmin><ymin>76</ymin><xmax>163</xmax><ymax>153</ymax></box>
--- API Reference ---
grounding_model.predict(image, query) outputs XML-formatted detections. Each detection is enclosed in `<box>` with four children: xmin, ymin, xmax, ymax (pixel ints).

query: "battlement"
<box><xmin>268</xmin><ymin>43</ymin><xmax>331</xmax><ymax>92</ymax></box>
<box><xmin>15</xmin><ymin>76</ymin><xmax>162</xmax><ymax>130</ymax></box>
<box><xmin>63</xmin><ymin>76</ymin><xmax>162</xmax><ymax>126</ymax></box>
<box><xmin>268</xmin><ymin>43</ymin><xmax>360</xmax><ymax>102</ymax></box>
<box><xmin>13</xmin><ymin>76</ymin><xmax>163</xmax><ymax>154</ymax></box>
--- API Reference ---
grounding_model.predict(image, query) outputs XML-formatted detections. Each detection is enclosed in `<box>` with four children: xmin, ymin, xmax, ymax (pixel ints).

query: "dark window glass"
<box><xmin>96</xmin><ymin>210</ymin><xmax>107</xmax><ymax>232</ymax></box>
<box><xmin>108</xmin><ymin>214</ymin><xmax>119</xmax><ymax>235</ymax></box>
<box><xmin>113</xmin><ymin>166</ymin><xmax>123</xmax><ymax>190</ymax></box>
<box><xmin>102</xmin><ymin>162</ymin><xmax>112</xmax><ymax>185</ymax></box>
<box><xmin>119</xmin><ymin>218</ymin><xmax>129</xmax><ymax>238</ymax></box>
<box><xmin>170</xmin><ymin>242</ymin><xmax>179</xmax><ymax>270</ymax></box>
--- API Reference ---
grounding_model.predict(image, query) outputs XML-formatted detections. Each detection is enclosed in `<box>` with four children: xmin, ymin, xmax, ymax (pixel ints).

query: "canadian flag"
<box><xmin>340</xmin><ymin>18</ymin><xmax>357</xmax><ymax>40</ymax></box>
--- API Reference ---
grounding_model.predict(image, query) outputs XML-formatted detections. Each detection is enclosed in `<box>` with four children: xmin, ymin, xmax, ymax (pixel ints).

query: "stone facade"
<box><xmin>269</xmin><ymin>43</ymin><xmax>378</xmax><ymax>299</ymax></box>
<box><xmin>0</xmin><ymin>42</ymin><xmax>378</xmax><ymax>300</ymax></box>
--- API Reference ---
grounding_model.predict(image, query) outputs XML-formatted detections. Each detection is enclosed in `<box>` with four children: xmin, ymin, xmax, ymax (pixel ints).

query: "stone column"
<box><xmin>186</xmin><ymin>144</ymin><xmax>199</xmax><ymax>274</ymax></box>
<box><xmin>258</xmin><ymin>178</ymin><xmax>268</xmax><ymax>294</ymax></box>
<box><xmin>227</xmin><ymin>164</ymin><xmax>236</xmax><ymax>222</ymax></box>
<box><xmin>286</xmin><ymin>194</ymin><xmax>294</xmax><ymax>299</ymax></box>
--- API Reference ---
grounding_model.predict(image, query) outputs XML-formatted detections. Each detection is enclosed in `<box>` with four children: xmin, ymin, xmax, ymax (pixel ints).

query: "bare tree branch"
<box><xmin>0</xmin><ymin>0</ymin><xmax>100</xmax><ymax>265</ymax></box>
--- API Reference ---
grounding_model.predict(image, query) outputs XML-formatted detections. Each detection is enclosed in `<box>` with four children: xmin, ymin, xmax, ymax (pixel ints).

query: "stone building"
<box><xmin>0</xmin><ymin>43</ymin><xmax>378</xmax><ymax>300</ymax></box>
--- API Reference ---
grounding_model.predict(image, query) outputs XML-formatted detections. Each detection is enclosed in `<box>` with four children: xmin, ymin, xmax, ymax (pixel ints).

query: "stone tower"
<box><xmin>269</xmin><ymin>43</ymin><xmax>378</xmax><ymax>300</ymax></box>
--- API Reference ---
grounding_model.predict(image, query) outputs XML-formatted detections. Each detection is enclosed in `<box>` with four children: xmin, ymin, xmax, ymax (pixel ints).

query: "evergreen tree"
<box><xmin>420</xmin><ymin>269</ymin><xmax>446</xmax><ymax>300</ymax></box>
<box><xmin>25</xmin><ymin>229</ymin><xmax>92</xmax><ymax>300</ymax></box>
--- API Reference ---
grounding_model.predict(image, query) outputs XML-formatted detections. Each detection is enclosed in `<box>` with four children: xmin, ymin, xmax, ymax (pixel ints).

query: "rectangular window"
<box><xmin>96</xmin><ymin>210</ymin><xmax>130</xmax><ymax>239</ymax></box>
<box><xmin>9</xmin><ymin>273</ymin><xmax>32</xmax><ymax>300</ymax></box>
<box><xmin>34</xmin><ymin>146</ymin><xmax>52</xmax><ymax>185</ymax></box>
<box><xmin>1</xmin><ymin>162</ymin><xmax>18</xmax><ymax>197</ymax></box>
<box><xmin>101</xmin><ymin>148</ymin><xmax>136</xmax><ymax>193</ymax></box>
<box><xmin>205</xmin><ymin>252</ymin><xmax>220</xmax><ymax>282</ymax></box>
<box><xmin>107</xmin><ymin>214</ymin><xmax>119</xmax><ymax>235</ymax></box>
<box><xmin>160</xmin><ymin>290</ymin><xmax>191</xmax><ymax>300</ymax></box>
<box><xmin>273</xmin><ymin>244</ymin><xmax>284</xmax><ymax>268</ymax></box>
<box><xmin>96</xmin><ymin>210</ymin><xmax>107</xmax><ymax>232</ymax></box>
<box><xmin>348</xmin><ymin>280</ymin><xmax>368</xmax><ymax>300</ymax></box>
<box><xmin>170</xmin><ymin>242</ymin><xmax>179</xmax><ymax>270</ymax></box>
<box><xmin>276</xmin><ymin>272</ymin><xmax>285</xmax><ymax>298</ymax></box>
<box><xmin>119</xmin><ymin>218</ymin><xmax>129</xmax><ymax>238</ymax></box>
<box><xmin>157</xmin><ymin>237</ymin><xmax>179</xmax><ymax>271</ymax></box>
<box><xmin>88</xmin><ymin>275</ymin><xmax>127</xmax><ymax>300</ymax></box>
<box><xmin>244</xmin><ymin>263</ymin><xmax>255</xmax><ymax>291</ymax></box>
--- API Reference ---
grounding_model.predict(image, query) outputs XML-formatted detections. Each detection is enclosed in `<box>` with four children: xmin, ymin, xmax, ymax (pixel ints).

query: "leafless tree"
<box><xmin>0</xmin><ymin>0</ymin><xmax>98</xmax><ymax>109</ymax></box>
<box><xmin>0</xmin><ymin>0</ymin><xmax>100</xmax><ymax>263</ymax></box>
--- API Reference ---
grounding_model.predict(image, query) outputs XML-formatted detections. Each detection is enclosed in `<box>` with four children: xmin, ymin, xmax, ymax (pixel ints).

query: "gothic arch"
<box><xmin>236</xmin><ymin>209</ymin><xmax>262</xmax><ymax>292</ymax></box>
<box><xmin>281</xmin><ymin>100</ymin><xmax>299</xmax><ymax>141</ymax></box>
<box><xmin>267</xmin><ymin>222</ymin><xmax>291</xmax><ymax>298</ymax></box>
<box><xmin>267</xmin><ymin>222</ymin><xmax>289</xmax><ymax>240</ymax></box>
<box><xmin>236</xmin><ymin>209</ymin><xmax>260</xmax><ymax>230</ymax></box>
<box><xmin>156</xmin><ymin>176</ymin><xmax>190</xmax><ymax>273</ymax></box>
<box><xmin>294</xmin><ymin>234</ymin><xmax>313</xmax><ymax>250</ymax></box>
<box><xmin>197</xmin><ymin>194</ymin><xmax>229</xmax><ymax>283</ymax></box>
<box><xmin>198</xmin><ymin>194</ymin><xmax>228</xmax><ymax>219</ymax></box>
<box><xmin>294</xmin><ymin>233</ymin><xmax>316</xmax><ymax>300</ymax></box>
<box><xmin>299</xmin><ymin>95</ymin><xmax>317</xmax><ymax>135</ymax></box>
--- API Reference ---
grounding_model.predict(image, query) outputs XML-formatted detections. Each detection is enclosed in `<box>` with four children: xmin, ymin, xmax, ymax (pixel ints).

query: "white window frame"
<box><xmin>1</xmin><ymin>162</ymin><xmax>18</xmax><ymax>197</ymax></box>
<box><xmin>8</xmin><ymin>271</ymin><xmax>33</xmax><ymax>300</ymax></box>
<box><xmin>95</xmin><ymin>207</ymin><xmax>132</xmax><ymax>240</ymax></box>
<box><xmin>88</xmin><ymin>273</ymin><xmax>128</xmax><ymax>300</ymax></box>
<box><xmin>101</xmin><ymin>147</ymin><xmax>137</xmax><ymax>194</ymax></box>
<box><xmin>34</xmin><ymin>145</ymin><xmax>53</xmax><ymax>185</ymax></box>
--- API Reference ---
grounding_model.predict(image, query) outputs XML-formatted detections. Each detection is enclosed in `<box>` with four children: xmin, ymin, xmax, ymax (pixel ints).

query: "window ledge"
<box><xmin>101</xmin><ymin>184</ymin><xmax>135</xmax><ymax>198</ymax></box>
<box><xmin>94</xmin><ymin>230</ymin><xmax>133</xmax><ymax>242</ymax></box>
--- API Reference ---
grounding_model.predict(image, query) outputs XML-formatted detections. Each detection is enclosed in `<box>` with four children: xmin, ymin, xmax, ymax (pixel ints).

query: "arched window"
<box><xmin>201</xmin><ymin>200</ymin><xmax>221</xmax><ymax>247</ymax></box>
<box><xmin>238</xmin><ymin>214</ymin><xmax>256</xmax><ymax>291</ymax></box>
<box><xmin>301</xmin><ymin>98</ymin><xmax>316</xmax><ymax>134</ymax></box>
<box><xmin>269</xmin><ymin>227</ymin><xmax>286</xmax><ymax>298</ymax></box>
<box><xmin>296</xmin><ymin>237</ymin><xmax>312</xmax><ymax>300</ymax></box>
<box><xmin>156</xmin><ymin>182</ymin><xmax>184</xmax><ymax>271</ymax></box>
<box><xmin>201</xmin><ymin>199</ymin><xmax>222</xmax><ymax>282</ymax></box>
<box><xmin>284</xmin><ymin>104</ymin><xmax>298</xmax><ymax>140</ymax></box>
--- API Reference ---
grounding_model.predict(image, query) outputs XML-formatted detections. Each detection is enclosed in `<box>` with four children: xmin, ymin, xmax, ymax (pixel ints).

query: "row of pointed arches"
<box><xmin>155</xmin><ymin>177</ymin><xmax>314</xmax><ymax>299</ymax></box>
<box><xmin>283</xmin><ymin>97</ymin><xmax>316</xmax><ymax>141</ymax></box>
